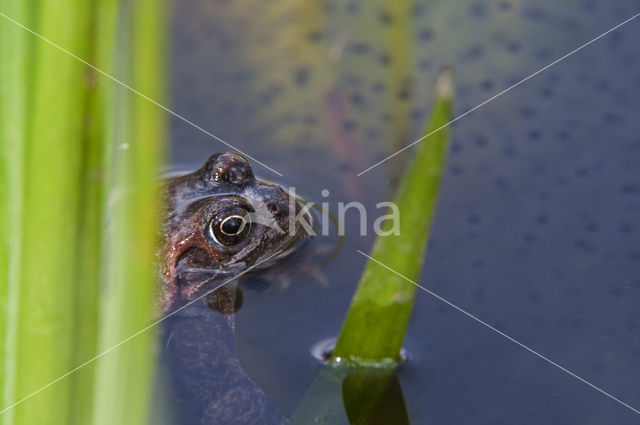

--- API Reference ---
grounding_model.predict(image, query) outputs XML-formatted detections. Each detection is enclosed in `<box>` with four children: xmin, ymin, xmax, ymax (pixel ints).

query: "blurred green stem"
<box><xmin>0</xmin><ymin>1</ymin><xmax>166</xmax><ymax>424</ymax></box>
<box><xmin>92</xmin><ymin>0</ymin><xmax>167</xmax><ymax>424</ymax></box>
<box><xmin>12</xmin><ymin>1</ymin><xmax>92</xmax><ymax>423</ymax></box>
<box><xmin>0</xmin><ymin>1</ymin><xmax>28</xmax><ymax>424</ymax></box>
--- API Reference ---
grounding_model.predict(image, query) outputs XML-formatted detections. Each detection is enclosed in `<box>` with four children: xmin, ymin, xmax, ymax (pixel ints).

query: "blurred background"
<box><xmin>2</xmin><ymin>0</ymin><xmax>640</xmax><ymax>424</ymax></box>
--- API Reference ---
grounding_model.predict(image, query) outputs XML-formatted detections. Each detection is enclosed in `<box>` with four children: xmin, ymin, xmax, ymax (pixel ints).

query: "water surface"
<box><xmin>168</xmin><ymin>1</ymin><xmax>640</xmax><ymax>423</ymax></box>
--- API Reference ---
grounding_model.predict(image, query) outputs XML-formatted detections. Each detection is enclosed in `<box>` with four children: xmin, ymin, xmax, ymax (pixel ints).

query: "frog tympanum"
<box><xmin>160</xmin><ymin>152</ymin><xmax>312</xmax><ymax>425</ymax></box>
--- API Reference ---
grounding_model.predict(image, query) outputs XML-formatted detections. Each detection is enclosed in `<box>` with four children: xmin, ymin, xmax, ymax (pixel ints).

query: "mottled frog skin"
<box><xmin>160</xmin><ymin>152</ymin><xmax>310</xmax><ymax>425</ymax></box>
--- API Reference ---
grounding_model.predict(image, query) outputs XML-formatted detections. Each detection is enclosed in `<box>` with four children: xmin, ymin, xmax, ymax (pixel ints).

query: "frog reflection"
<box><xmin>160</xmin><ymin>152</ymin><xmax>312</xmax><ymax>425</ymax></box>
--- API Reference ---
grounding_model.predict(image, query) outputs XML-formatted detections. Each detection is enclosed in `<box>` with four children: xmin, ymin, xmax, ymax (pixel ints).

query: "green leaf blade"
<box><xmin>332</xmin><ymin>70</ymin><xmax>454</xmax><ymax>364</ymax></box>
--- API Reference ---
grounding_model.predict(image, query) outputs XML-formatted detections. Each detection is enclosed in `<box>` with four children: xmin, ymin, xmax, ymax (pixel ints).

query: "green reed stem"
<box><xmin>0</xmin><ymin>1</ymin><xmax>28</xmax><ymax>424</ymax></box>
<box><xmin>0</xmin><ymin>1</ymin><xmax>166</xmax><ymax>424</ymax></box>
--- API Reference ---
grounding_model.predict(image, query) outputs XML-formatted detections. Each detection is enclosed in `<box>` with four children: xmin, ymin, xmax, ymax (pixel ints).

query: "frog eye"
<box><xmin>208</xmin><ymin>210</ymin><xmax>252</xmax><ymax>246</ymax></box>
<box><xmin>220</xmin><ymin>215</ymin><xmax>246</xmax><ymax>236</ymax></box>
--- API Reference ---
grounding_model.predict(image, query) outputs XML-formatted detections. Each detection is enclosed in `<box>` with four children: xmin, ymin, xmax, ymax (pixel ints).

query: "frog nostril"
<box><xmin>268</xmin><ymin>202</ymin><xmax>280</xmax><ymax>215</ymax></box>
<box><xmin>268</xmin><ymin>201</ymin><xmax>288</xmax><ymax>217</ymax></box>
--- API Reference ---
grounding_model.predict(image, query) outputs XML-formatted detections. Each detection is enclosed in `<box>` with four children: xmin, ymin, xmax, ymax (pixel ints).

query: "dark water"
<box><xmin>167</xmin><ymin>1</ymin><xmax>640</xmax><ymax>424</ymax></box>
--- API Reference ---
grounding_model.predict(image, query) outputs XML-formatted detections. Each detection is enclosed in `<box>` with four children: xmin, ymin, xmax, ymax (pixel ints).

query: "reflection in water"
<box><xmin>206</xmin><ymin>285</ymin><xmax>243</xmax><ymax>315</ymax></box>
<box><xmin>291</xmin><ymin>364</ymin><xmax>410</xmax><ymax>425</ymax></box>
<box><xmin>162</xmin><ymin>292</ymin><xmax>288</xmax><ymax>425</ymax></box>
<box><xmin>343</xmin><ymin>368</ymin><xmax>410</xmax><ymax>425</ymax></box>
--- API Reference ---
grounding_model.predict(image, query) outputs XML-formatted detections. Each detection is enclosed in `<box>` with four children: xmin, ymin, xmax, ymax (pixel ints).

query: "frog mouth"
<box><xmin>165</xmin><ymin>248</ymin><xmax>287</xmax><ymax>316</ymax></box>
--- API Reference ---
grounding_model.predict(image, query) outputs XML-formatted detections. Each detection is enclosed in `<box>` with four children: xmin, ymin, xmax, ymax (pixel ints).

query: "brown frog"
<box><xmin>160</xmin><ymin>152</ymin><xmax>312</xmax><ymax>425</ymax></box>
